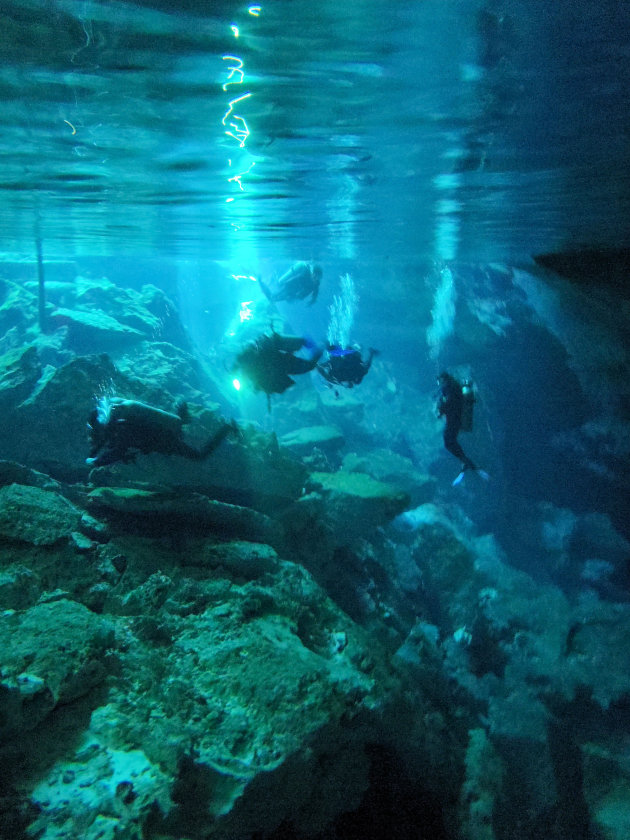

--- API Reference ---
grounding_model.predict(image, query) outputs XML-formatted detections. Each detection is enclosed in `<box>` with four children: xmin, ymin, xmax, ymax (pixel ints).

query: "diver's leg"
<box><xmin>199</xmin><ymin>420</ymin><xmax>239</xmax><ymax>459</ymax></box>
<box><xmin>283</xmin><ymin>342</ymin><xmax>323</xmax><ymax>375</ymax></box>
<box><xmin>272</xmin><ymin>334</ymin><xmax>305</xmax><ymax>352</ymax></box>
<box><xmin>444</xmin><ymin>425</ymin><xmax>477</xmax><ymax>470</ymax></box>
<box><xmin>283</xmin><ymin>355</ymin><xmax>320</xmax><ymax>375</ymax></box>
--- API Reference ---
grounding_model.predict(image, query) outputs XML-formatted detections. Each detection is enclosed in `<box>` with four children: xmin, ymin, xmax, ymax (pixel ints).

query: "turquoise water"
<box><xmin>2</xmin><ymin>0</ymin><xmax>630</xmax><ymax>263</ymax></box>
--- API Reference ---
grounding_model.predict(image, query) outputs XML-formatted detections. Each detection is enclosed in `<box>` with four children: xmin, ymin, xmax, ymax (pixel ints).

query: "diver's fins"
<box><xmin>200</xmin><ymin>420</ymin><xmax>239</xmax><ymax>459</ymax></box>
<box><xmin>452</xmin><ymin>467</ymin><xmax>490</xmax><ymax>486</ymax></box>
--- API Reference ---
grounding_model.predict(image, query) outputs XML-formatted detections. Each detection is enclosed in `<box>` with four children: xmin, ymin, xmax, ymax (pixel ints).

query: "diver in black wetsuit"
<box><xmin>317</xmin><ymin>344</ymin><xmax>378</xmax><ymax>390</ymax></box>
<box><xmin>87</xmin><ymin>397</ymin><xmax>236</xmax><ymax>467</ymax></box>
<box><xmin>259</xmin><ymin>261</ymin><xmax>322</xmax><ymax>305</ymax></box>
<box><xmin>233</xmin><ymin>330</ymin><xmax>323</xmax><ymax>406</ymax></box>
<box><xmin>436</xmin><ymin>371</ymin><xmax>486</xmax><ymax>485</ymax></box>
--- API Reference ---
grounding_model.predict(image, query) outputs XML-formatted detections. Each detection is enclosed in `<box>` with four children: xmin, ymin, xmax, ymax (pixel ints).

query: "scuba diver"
<box><xmin>436</xmin><ymin>371</ymin><xmax>488</xmax><ymax>485</ymax></box>
<box><xmin>258</xmin><ymin>261</ymin><xmax>322</xmax><ymax>305</ymax></box>
<box><xmin>233</xmin><ymin>329</ymin><xmax>323</xmax><ymax>408</ymax></box>
<box><xmin>317</xmin><ymin>344</ymin><xmax>378</xmax><ymax>393</ymax></box>
<box><xmin>87</xmin><ymin>397</ymin><xmax>237</xmax><ymax>467</ymax></box>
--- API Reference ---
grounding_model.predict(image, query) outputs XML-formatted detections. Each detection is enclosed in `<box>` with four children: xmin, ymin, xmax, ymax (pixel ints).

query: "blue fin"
<box><xmin>452</xmin><ymin>470</ymin><xmax>465</xmax><ymax>486</ymax></box>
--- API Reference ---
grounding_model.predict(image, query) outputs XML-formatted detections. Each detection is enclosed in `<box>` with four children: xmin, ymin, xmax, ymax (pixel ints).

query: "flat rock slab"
<box><xmin>88</xmin><ymin>487</ymin><xmax>282</xmax><ymax>544</ymax></box>
<box><xmin>280</xmin><ymin>425</ymin><xmax>345</xmax><ymax>455</ymax></box>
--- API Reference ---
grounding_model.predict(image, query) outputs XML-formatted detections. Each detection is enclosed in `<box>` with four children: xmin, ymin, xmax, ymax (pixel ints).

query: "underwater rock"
<box><xmin>73</xmin><ymin>276</ymin><xmax>163</xmax><ymax>336</ymax></box>
<box><xmin>397</xmin><ymin>510</ymin><xmax>630</xmax><ymax>833</ymax></box>
<box><xmin>503</xmin><ymin>499</ymin><xmax>630</xmax><ymax>597</ymax></box>
<box><xmin>0</xmin><ymin>483</ymin><xmax>82</xmax><ymax>545</ymax></box>
<box><xmin>8</xmin><ymin>547</ymin><xmax>456</xmax><ymax>840</ymax></box>
<box><xmin>27</xmin><ymin>737</ymin><xmax>172</xmax><ymax>840</ymax></box>
<box><xmin>79</xmin><ymin>511</ymin><xmax>111</xmax><ymax>544</ymax></box>
<box><xmin>0</xmin><ymin>279</ymin><xmax>45</xmax><ymax>351</ymax></box>
<box><xmin>280</xmin><ymin>424</ymin><xmax>345</xmax><ymax>456</ymax></box>
<box><xmin>88</xmin><ymin>487</ymin><xmax>283</xmax><ymax>545</ymax></box>
<box><xmin>0</xmin><ymin>344</ymin><xmax>41</xmax><ymax>408</ymax></box>
<box><xmin>307</xmin><ymin>470</ymin><xmax>409</xmax><ymax>542</ymax></box>
<box><xmin>36</xmin><ymin>275</ymin><xmax>191</xmax><ymax>354</ymax></box>
<box><xmin>0</xmin><ymin>599</ymin><xmax>115</xmax><ymax>740</ymax></box>
<box><xmin>458</xmin><ymin>728</ymin><xmax>504</xmax><ymax>840</ymax></box>
<box><xmin>138</xmin><ymin>283</ymin><xmax>192</xmax><ymax>349</ymax></box>
<box><xmin>46</xmin><ymin>276</ymin><xmax>190</xmax><ymax>355</ymax></box>
<box><xmin>116</xmin><ymin>340</ymin><xmax>223</xmax><ymax>405</ymax></box>
<box><xmin>562</xmin><ymin>592</ymin><xmax>630</xmax><ymax>710</ymax></box>
<box><xmin>319</xmin><ymin>386</ymin><xmax>365</xmax><ymax>419</ymax></box>
<box><xmin>49</xmin><ymin>307</ymin><xmax>145</xmax><ymax>353</ymax></box>
<box><xmin>582</xmin><ymin>740</ymin><xmax>630</xmax><ymax>840</ymax></box>
<box><xmin>0</xmin><ymin>565</ymin><xmax>40</xmax><ymax>610</ymax></box>
<box><xmin>0</xmin><ymin>459</ymin><xmax>63</xmax><ymax>492</ymax></box>
<box><xmin>342</xmin><ymin>449</ymin><xmax>436</xmax><ymax>507</ymax></box>
<box><xmin>184</xmin><ymin>540</ymin><xmax>280</xmax><ymax>580</ymax></box>
<box><xmin>533</xmin><ymin>247</ymin><xmax>630</xmax><ymax>296</ymax></box>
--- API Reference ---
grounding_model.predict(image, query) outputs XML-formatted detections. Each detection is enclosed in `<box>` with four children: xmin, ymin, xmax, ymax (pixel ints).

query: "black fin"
<box><xmin>176</xmin><ymin>400</ymin><xmax>190</xmax><ymax>424</ymax></box>
<box><xmin>200</xmin><ymin>420</ymin><xmax>238</xmax><ymax>459</ymax></box>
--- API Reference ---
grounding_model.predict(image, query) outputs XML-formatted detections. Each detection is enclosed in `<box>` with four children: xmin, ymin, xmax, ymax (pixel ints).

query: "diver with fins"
<box><xmin>233</xmin><ymin>329</ymin><xmax>323</xmax><ymax>409</ymax></box>
<box><xmin>317</xmin><ymin>344</ymin><xmax>378</xmax><ymax>395</ymax></box>
<box><xmin>436</xmin><ymin>371</ymin><xmax>489</xmax><ymax>486</ymax></box>
<box><xmin>258</xmin><ymin>261</ymin><xmax>322</xmax><ymax>305</ymax></box>
<box><xmin>87</xmin><ymin>397</ymin><xmax>237</xmax><ymax>467</ymax></box>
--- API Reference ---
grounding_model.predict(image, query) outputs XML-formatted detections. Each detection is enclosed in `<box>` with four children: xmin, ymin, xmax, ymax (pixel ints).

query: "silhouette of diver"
<box><xmin>436</xmin><ymin>371</ymin><xmax>487</xmax><ymax>485</ymax></box>
<box><xmin>87</xmin><ymin>397</ymin><xmax>236</xmax><ymax>467</ymax></box>
<box><xmin>317</xmin><ymin>344</ymin><xmax>378</xmax><ymax>391</ymax></box>
<box><xmin>233</xmin><ymin>330</ymin><xmax>323</xmax><ymax>408</ymax></box>
<box><xmin>259</xmin><ymin>261</ymin><xmax>322</xmax><ymax>305</ymax></box>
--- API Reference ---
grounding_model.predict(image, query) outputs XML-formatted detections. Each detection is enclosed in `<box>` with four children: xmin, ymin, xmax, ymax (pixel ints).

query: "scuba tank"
<box><xmin>460</xmin><ymin>379</ymin><xmax>475</xmax><ymax>432</ymax></box>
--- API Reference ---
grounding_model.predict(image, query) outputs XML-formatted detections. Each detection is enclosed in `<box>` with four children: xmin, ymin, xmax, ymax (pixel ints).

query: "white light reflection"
<box><xmin>220</xmin><ymin>6</ymin><xmax>264</xmax><ymax>378</ymax></box>
<box><xmin>222</xmin><ymin>55</ymin><xmax>244</xmax><ymax>90</ymax></box>
<box><xmin>222</xmin><ymin>92</ymin><xmax>252</xmax><ymax>147</ymax></box>
<box><xmin>227</xmin><ymin>159</ymin><xmax>256</xmax><ymax>191</ymax></box>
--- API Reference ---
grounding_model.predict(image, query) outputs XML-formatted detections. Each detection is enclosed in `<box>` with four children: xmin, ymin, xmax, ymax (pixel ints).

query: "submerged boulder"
<box><xmin>0</xmin><ymin>599</ymin><xmax>115</xmax><ymax>741</ymax></box>
<box><xmin>0</xmin><ymin>344</ymin><xmax>41</xmax><ymax>408</ymax></box>
<box><xmin>49</xmin><ymin>307</ymin><xmax>145</xmax><ymax>353</ymax></box>
<box><xmin>280</xmin><ymin>425</ymin><xmax>345</xmax><ymax>456</ymax></box>
<box><xmin>0</xmin><ymin>460</ymin><xmax>64</xmax><ymax>492</ymax></box>
<box><xmin>0</xmin><ymin>483</ymin><xmax>81</xmax><ymax>545</ymax></box>
<box><xmin>88</xmin><ymin>487</ymin><xmax>283</xmax><ymax>545</ymax></box>
<box><xmin>306</xmin><ymin>470</ymin><xmax>410</xmax><ymax>542</ymax></box>
<box><xmin>342</xmin><ymin>449</ymin><xmax>436</xmax><ymax>507</ymax></box>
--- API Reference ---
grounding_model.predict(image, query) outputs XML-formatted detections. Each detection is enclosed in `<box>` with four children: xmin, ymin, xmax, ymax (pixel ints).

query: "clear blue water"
<box><xmin>2</xmin><ymin>0</ymin><xmax>630</xmax><ymax>263</ymax></box>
